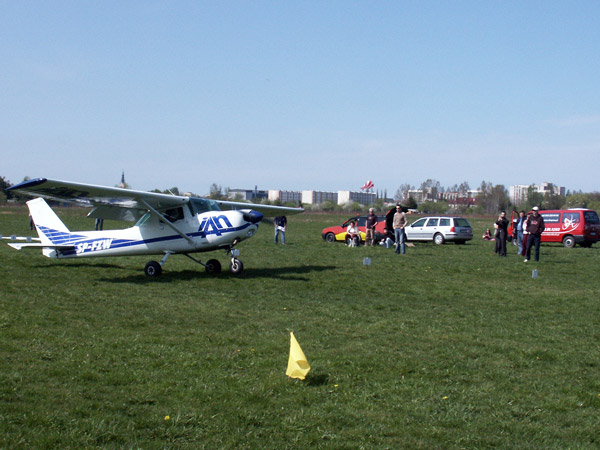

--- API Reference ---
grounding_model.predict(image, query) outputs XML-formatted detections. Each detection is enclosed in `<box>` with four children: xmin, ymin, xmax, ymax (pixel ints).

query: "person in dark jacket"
<box><xmin>274</xmin><ymin>216</ymin><xmax>287</xmax><ymax>244</ymax></box>
<box><xmin>494</xmin><ymin>211</ymin><xmax>509</xmax><ymax>256</ymax></box>
<box><xmin>525</xmin><ymin>206</ymin><xmax>545</xmax><ymax>262</ymax></box>
<box><xmin>365</xmin><ymin>208</ymin><xmax>378</xmax><ymax>247</ymax></box>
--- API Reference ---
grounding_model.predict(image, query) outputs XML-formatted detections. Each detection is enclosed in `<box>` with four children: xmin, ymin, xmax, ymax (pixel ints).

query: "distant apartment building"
<box><xmin>510</xmin><ymin>185</ymin><xmax>529</xmax><ymax>206</ymax></box>
<box><xmin>268</xmin><ymin>190</ymin><xmax>302</xmax><ymax>204</ymax></box>
<box><xmin>442</xmin><ymin>189</ymin><xmax>481</xmax><ymax>209</ymax></box>
<box><xmin>302</xmin><ymin>190</ymin><xmax>338</xmax><ymax>205</ymax></box>
<box><xmin>407</xmin><ymin>189</ymin><xmax>440</xmax><ymax>203</ymax></box>
<box><xmin>228</xmin><ymin>187</ymin><xmax>268</xmax><ymax>201</ymax></box>
<box><xmin>337</xmin><ymin>190</ymin><xmax>377</xmax><ymax>206</ymax></box>
<box><xmin>510</xmin><ymin>182</ymin><xmax>566</xmax><ymax>206</ymax></box>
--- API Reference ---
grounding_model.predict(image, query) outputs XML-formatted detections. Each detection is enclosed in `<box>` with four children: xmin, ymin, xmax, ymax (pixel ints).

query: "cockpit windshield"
<box><xmin>135</xmin><ymin>212</ymin><xmax>152</xmax><ymax>227</ymax></box>
<box><xmin>189</xmin><ymin>198</ymin><xmax>221</xmax><ymax>215</ymax></box>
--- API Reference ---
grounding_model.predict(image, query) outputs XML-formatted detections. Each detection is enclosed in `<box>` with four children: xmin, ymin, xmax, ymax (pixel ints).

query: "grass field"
<box><xmin>1</xmin><ymin>206</ymin><xmax>599</xmax><ymax>449</ymax></box>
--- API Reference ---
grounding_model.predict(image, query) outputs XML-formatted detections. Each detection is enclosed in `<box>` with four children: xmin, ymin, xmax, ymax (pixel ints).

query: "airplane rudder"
<box><xmin>26</xmin><ymin>198</ymin><xmax>71</xmax><ymax>242</ymax></box>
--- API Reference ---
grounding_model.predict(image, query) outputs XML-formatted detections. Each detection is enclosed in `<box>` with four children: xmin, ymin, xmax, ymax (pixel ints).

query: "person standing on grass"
<box><xmin>521</xmin><ymin>213</ymin><xmax>531</xmax><ymax>256</ymax></box>
<box><xmin>525</xmin><ymin>206</ymin><xmax>545</xmax><ymax>262</ymax></box>
<box><xmin>393</xmin><ymin>204</ymin><xmax>407</xmax><ymax>255</ymax></box>
<box><xmin>274</xmin><ymin>215</ymin><xmax>287</xmax><ymax>245</ymax></box>
<box><xmin>365</xmin><ymin>208</ymin><xmax>377</xmax><ymax>246</ymax></box>
<box><xmin>494</xmin><ymin>211</ymin><xmax>509</xmax><ymax>256</ymax></box>
<box><xmin>515</xmin><ymin>210</ymin><xmax>527</xmax><ymax>255</ymax></box>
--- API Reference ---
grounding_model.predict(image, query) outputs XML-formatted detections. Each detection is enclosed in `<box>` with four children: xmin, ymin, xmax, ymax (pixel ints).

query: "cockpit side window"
<box><xmin>163</xmin><ymin>207</ymin><xmax>185</xmax><ymax>222</ymax></box>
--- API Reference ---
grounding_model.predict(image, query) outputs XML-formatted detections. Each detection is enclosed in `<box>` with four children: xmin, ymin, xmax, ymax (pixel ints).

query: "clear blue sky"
<box><xmin>2</xmin><ymin>1</ymin><xmax>599</xmax><ymax>195</ymax></box>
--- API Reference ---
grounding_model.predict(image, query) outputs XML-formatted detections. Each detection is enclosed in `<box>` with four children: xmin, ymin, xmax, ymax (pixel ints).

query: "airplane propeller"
<box><xmin>242</xmin><ymin>210</ymin><xmax>264</xmax><ymax>224</ymax></box>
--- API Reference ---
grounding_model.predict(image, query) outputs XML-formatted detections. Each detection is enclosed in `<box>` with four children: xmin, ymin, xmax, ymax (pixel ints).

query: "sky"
<box><xmin>1</xmin><ymin>1</ymin><xmax>599</xmax><ymax>196</ymax></box>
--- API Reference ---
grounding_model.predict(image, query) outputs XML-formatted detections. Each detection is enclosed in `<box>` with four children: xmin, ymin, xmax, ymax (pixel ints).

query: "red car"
<box><xmin>321</xmin><ymin>215</ymin><xmax>387</xmax><ymax>244</ymax></box>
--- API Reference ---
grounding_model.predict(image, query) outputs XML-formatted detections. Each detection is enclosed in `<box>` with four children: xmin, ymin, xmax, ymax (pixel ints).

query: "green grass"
<box><xmin>1</xmin><ymin>206</ymin><xmax>599</xmax><ymax>449</ymax></box>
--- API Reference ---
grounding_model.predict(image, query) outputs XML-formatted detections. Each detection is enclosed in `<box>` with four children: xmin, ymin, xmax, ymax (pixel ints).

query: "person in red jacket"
<box><xmin>525</xmin><ymin>206</ymin><xmax>545</xmax><ymax>262</ymax></box>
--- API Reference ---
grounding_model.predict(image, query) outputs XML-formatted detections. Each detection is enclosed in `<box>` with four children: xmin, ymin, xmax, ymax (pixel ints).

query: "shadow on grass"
<box><xmin>34</xmin><ymin>262</ymin><xmax>129</xmax><ymax>270</ymax></box>
<box><xmin>305</xmin><ymin>372</ymin><xmax>329</xmax><ymax>386</ymax></box>
<box><xmin>98</xmin><ymin>264</ymin><xmax>338</xmax><ymax>283</ymax></box>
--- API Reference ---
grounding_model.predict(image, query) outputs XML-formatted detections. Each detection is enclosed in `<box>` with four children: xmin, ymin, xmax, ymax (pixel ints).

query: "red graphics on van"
<box><xmin>509</xmin><ymin>209</ymin><xmax>600</xmax><ymax>248</ymax></box>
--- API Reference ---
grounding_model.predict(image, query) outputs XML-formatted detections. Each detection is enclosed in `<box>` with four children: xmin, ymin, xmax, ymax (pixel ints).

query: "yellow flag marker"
<box><xmin>286</xmin><ymin>332</ymin><xmax>311</xmax><ymax>380</ymax></box>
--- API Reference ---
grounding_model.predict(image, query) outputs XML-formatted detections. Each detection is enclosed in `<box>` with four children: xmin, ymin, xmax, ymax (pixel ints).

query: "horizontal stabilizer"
<box><xmin>1</xmin><ymin>236</ymin><xmax>41</xmax><ymax>242</ymax></box>
<box><xmin>8</xmin><ymin>242</ymin><xmax>74</xmax><ymax>251</ymax></box>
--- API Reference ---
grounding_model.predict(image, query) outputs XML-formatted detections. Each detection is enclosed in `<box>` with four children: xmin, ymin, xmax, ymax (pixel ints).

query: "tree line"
<box><xmin>2</xmin><ymin>175</ymin><xmax>599</xmax><ymax>214</ymax></box>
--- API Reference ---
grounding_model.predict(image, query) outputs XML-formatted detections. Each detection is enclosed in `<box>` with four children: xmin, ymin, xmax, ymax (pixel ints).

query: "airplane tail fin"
<box><xmin>26</xmin><ymin>197</ymin><xmax>71</xmax><ymax>246</ymax></box>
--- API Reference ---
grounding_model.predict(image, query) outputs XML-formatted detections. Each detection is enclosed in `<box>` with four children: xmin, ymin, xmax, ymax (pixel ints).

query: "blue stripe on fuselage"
<box><xmin>48</xmin><ymin>221</ymin><xmax>253</xmax><ymax>256</ymax></box>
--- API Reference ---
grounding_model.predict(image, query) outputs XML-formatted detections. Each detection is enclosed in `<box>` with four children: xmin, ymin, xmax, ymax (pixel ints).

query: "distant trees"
<box><xmin>420</xmin><ymin>179</ymin><xmax>442</xmax><ymax>199</ymax></box>
<box><xmin>476</xmin><ymin>181</ymin><xmax>510</xmax><ymax>214</ymax></box>
<box><xmin>150</xmin><ymin>187</ymin><xmax>181</xmax><ymax>196</ymax></box>
<box><xmin>208</xmin><ymin>183</ymin><xmax>229</xmax><ymax>200</ymax></box>
<box><xmin>0</xmin><ymin>176</ymin><xmax>11</xmax><ymax>203</ymax></box>
<box><xmin>405</xmin><ymin>195</ymin><xmax>418</xmax><ymax>210</ymax></box>
<box><xmin>458</xmin><ymin>181</ymin><xmax>470</xmax><ymax>196</ymax></box>
<box><xmin>565</xmin><ymin>192</ymin><xmax>600</xmax><ymax>212</ymax></box>
<box><xmin>394</xmin><ymin>183</ymin><xmax>413</xmax><ymax>202</ymax></box>
<box><xmin>419</xmin><ymin>200</ymin><xmax>449</xmax><ymax>214</ymax></box>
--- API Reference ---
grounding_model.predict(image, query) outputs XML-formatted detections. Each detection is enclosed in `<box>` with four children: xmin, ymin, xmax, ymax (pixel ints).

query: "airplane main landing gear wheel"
<box><xmin>205</xmin><ymin>259</ymin><xmax>222</xmax><ymax>275</ymax></box>
<box><xmin>145</xmin><ymin>261</ymin><xmax>162</xmax><ymax>277</ymax></box>
<box><xmin>230</xmin><ymin>258</ymin><xmax>244</xmax><ymax>275</ymax></box>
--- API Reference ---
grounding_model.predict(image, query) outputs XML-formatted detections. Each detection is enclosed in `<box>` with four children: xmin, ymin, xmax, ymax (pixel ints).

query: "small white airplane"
<box><xmin>6</xmin><ymin>178</ymin><xmax>303</xmax><ymax>277</ymax></box>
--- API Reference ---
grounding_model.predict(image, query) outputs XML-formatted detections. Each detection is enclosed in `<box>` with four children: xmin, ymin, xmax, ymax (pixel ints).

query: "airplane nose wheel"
<box><xmin>228</xmin><ymin>247</ymin><xmax>244</xmax><ymax>275</ymax></box>
<box><xmin>230</xmin><ymin>258</ymin><xmax>244</xmax><ymax>275</ymax></box>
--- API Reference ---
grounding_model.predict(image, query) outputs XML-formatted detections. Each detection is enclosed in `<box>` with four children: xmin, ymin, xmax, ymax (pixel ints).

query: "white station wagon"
<box><xmin>404</xmin><ymin>216</ymin><xmax>473</xmax><ymax>245</ymax></box>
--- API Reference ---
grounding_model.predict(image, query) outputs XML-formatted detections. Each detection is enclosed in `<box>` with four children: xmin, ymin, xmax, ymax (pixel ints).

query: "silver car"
<box><xmin>404</xmin><ymin>216</ymin><xmax>473</xmax><ymax>245</ymax></box>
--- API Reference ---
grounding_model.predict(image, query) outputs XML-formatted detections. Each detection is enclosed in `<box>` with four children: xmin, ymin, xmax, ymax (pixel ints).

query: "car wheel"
<box><xmin>434</xmin><ymin>233</ymin><xmax>445</xmax><ymax>245</ymax></box>
<box><xmin>563</xmin><ymin>235</ymin><xmax>575</xmax><ymax>248</ymax></box>
<box><xmin>325</xmin><ymin>232</ymin><xmax>336</xmax><ymax>243</ymax></box>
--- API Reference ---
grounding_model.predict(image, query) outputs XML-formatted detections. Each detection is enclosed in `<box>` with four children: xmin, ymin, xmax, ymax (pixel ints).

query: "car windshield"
<box><xmin>344</xmin><ymin>217</ymin><xmax>366</xmax><ymax>227</ymax></box>
<box><xmin>454</xmin><ymin>218</ymin><xmax>471</xmax><ymax>227</ymax></box>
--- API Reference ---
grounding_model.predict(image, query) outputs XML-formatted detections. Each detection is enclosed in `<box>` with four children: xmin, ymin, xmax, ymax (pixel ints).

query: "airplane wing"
<box><xmin>7</xmin><ymin>178</ymin><xmax>304</xmax><ymax>221</ymax></box>
<box><xmin>7</xmin><ymin>178</ymin><xmax>189</xmax><ymax>222</ymax></box>
<box><xmin>216</xmin><ymin>200</ymin><xmax>304</xmax><ymax>217</ymax></box>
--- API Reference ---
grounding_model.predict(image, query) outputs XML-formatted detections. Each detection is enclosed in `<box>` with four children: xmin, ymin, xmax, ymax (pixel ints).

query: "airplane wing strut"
<box><xmin>141</xmin><ymin>200</ymin><xmax>195</xmax><ymax>246</ymax></box>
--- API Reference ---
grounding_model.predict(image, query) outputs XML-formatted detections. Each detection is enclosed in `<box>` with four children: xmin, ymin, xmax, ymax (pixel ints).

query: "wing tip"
<box><xmin>6</xmin><ymin>178</ymin><xmax>47</xmax><ymax>192</ymax></box>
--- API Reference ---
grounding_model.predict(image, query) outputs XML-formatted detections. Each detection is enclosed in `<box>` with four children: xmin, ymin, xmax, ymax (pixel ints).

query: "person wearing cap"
<box><xmin>524</xmin><ymin>206</ymin><xmax>545</xmax><ymax>262</ymax></box>
<box><xmin>392</xmin><ymin>204</ymin><xmax>407</xmax><ymax>254</ymax></box>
